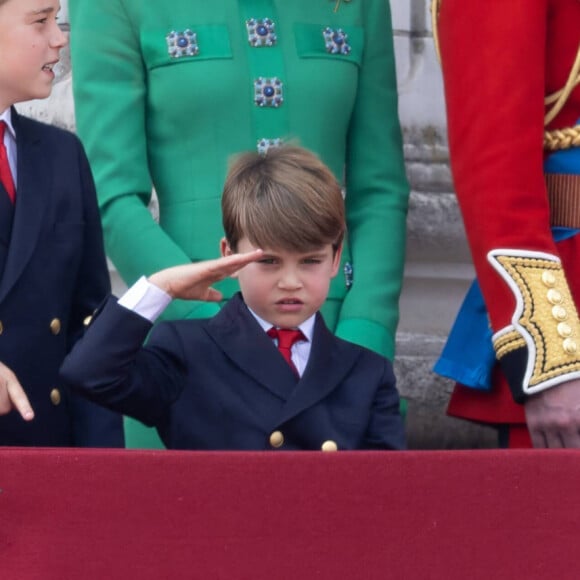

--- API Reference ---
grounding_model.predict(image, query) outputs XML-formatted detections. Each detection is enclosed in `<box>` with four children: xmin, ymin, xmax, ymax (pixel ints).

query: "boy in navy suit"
<box><xmin>58</xmin><ymin>146</ymin><xmax>405</xmax><ymax>450</ymax></box>
<box><xmin>0</xmin><ymin>0</ymin><xmax>123</xmax><ymax>446</ymax></box>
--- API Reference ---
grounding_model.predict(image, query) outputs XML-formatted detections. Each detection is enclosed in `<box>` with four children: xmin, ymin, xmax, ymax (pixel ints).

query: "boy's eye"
<box><xmin>303</xmin><ymin>258</ymin><xmax>322</xmax><ymax>265</ymax></box>
<box><xmin>258</xmin><ymin>258</ymin><xmax>277</xmax><ymax>265</ymax></box>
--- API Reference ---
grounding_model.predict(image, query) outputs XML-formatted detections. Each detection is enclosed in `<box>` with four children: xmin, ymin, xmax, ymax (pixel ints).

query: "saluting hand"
<box><xmin>148</xmin><ymin>249</ymin><xmax>263</xmax><ymax>302</ymax></box>
<box><xmin>0</xmin><ymin>361</ymin><xmax>34</xmax><ymax>421</ymax></box>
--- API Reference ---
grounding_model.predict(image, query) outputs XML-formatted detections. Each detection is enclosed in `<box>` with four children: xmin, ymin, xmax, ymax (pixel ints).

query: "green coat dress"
<box><xmin>70</xmin><ymin>0</ymin><xmax>409</xmax><ymax>447</ymax></box>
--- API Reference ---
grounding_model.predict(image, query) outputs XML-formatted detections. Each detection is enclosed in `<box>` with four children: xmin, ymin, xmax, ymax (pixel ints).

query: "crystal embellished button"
<box><xmin>166</xmin><ymin>29</ymin><xmax>199</xmax><ymax>58</ymax></box>
<box><xmin>254</xmin><ymin>77</ymin><xmax>284</xmax><ymax>107</ymax></box>
<box><xmin>257</xmin><ymin>138</ymin><xmax>283</xmax><ymax>154</ymax></box>
<box><xmin>246</xmin><ymin>18</ymin><xmax>277</xmax><ymax>47</ymax></box>
<box><xmin>323</xmin><ymin>27</ymin><xmax>351</xmax><ymax>55</ymax></box>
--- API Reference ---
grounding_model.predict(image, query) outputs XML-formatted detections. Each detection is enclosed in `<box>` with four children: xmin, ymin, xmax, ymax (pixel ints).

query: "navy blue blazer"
<box><xmin>0</xmin><ymin>109</ymin><xmax>123</xmax><ymax>447</ymax></box>
<box><xmin>61</xmin><ymin>292</ymin><xmax>405</xmax><ymax>450</ymax></box>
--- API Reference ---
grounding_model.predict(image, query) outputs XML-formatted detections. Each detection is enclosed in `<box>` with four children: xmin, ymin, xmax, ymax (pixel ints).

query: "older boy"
<box><xmin>60</xmin><ymin>147</ymin><xmax>405</xmax><ymax>450</ymax></box>
<box><xmin>0</xmin><ymin>0</ymin><xmax>123</xmax><ymax>446</ymax></box>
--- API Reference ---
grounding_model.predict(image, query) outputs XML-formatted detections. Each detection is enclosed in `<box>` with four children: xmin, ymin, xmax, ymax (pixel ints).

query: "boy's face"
<box><xmin>222</xmin><ymin>236</ymin><xmax>342</xmax><ymax>329</ymax></box>
<box><xmin>0</xmin><ymin>0</ymin><xmax>67</xmax><ymax>111</ymax></box>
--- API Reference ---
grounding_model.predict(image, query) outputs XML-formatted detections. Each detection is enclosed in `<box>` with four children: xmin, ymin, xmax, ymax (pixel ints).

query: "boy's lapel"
<box><xmin>275</xmin><ymin>314</ymin><xmax>359</xmax><ymax>425</ymax></box>
<box><xmin>0</xmin><ymin>111</ymin><xmax>47</xmax><ymax>303</ymax></box>
<box><xmin>206</xmin><ymin>293</ymin><xmax>299</xmax><ymax>400</ymax></box>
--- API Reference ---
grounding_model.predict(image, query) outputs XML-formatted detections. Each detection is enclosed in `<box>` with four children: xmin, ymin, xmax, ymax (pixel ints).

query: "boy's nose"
<box><xmin>51</xmin><ymin>23</ymin><xmax>69</xmax><ymax>48</ymax></box>
<box><xmin>278</xmin><ymin>268</ymin><xmax>302</xmax><ymax>289</ymax></box>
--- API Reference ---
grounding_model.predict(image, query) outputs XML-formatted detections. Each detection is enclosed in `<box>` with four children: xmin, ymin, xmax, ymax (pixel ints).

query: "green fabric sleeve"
<box><xmin>70</xmin><ymin>0</ymin><xmax>199</xmax><ymax>321</ymax></box>
<box><xmin>337</xmin><ymin>0</ymin><xmax>409</xmax><ymax>360</ymax></box>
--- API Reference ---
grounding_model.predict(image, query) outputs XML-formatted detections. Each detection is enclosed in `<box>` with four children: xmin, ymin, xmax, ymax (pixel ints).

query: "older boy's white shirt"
<box><xmin>0</xmin><ymin>108</ymin><xmax>17</xmax><ymax>183</ymax></box>
<box><xmin>118</xmin><ymin>275</ymin><xmax>314</xmax><ymax>375</ymax></box>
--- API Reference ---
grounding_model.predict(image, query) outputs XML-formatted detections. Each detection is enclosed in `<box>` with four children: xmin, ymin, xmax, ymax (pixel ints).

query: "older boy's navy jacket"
<box><xmin>61</xmin><ymin>293</ymin><xmax>405</xmax><ymax>451</ymax></box>
<box><xmin>0</xmin><ymin>110</ymin><xmax>123</xmax><ymax>447</ymax></box>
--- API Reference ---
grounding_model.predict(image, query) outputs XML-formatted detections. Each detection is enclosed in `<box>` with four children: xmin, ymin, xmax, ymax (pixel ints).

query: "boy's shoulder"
<box><xmin>14</xmin><ymin>111</ymin><xmax>81</xmax><ymax>148</ymax></box>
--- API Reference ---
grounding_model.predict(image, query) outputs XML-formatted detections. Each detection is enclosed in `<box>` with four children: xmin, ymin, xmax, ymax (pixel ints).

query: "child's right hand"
<box><xmin>148</xmin><ymin>249</ymin><xmax>263</xmax><ymax>302</ymax></box>
<box><xmin>0</xmin><ymin>362</ymin><xmax>34</xmax><ymax>421</ymax></box>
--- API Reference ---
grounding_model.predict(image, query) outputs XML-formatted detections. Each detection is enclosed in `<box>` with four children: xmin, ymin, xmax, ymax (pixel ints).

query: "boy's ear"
<box><xmin>220</xmin><ymin>237</ymin><xmax>241</xmax><ymax>279</ymax></box>
<box><xmin>220</xmin><ymin>237</ymin><xmax>233</xmax><ymax>257</ymax></box>
<box><xmin>330</xmin><ymin>243</ymin><xmax>343</xmax><ymax>278</ymax></box>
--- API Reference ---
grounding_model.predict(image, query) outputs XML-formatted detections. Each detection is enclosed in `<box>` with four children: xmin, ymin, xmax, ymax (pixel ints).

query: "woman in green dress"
<box><xmin>69</xmin><ymin>0</ymin><xmax>409</xmax><ymax>448</ymax></box>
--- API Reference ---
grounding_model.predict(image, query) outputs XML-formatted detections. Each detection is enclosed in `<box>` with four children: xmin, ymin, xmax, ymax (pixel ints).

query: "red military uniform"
<box><xmin>437</xmin><ymin>0</ymin><xmax>580</xmax><ymax>444</ymax></box>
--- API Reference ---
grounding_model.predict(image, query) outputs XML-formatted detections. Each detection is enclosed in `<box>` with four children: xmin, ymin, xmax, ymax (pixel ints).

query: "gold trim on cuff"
<box><xmin>494</xmin><ymin>328</ymin><xmax>526</xmax><ymax>360</ymax></box>
<box><xmin>489</xmin><ymin>250</ymin><xmax>580</xmax><ymax>393</ymax></box>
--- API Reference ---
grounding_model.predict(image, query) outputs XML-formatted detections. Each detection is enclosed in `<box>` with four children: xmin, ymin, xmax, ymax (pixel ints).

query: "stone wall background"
<box><xmin>18</xmin><ymin>1</ymin><xmax>496</xmax><ymax>448</ymax></box>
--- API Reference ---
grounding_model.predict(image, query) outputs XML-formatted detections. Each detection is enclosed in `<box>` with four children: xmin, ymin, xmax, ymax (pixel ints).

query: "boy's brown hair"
<box><xmin>222</xmin><ymin>145</ymin><xmax>345</xmax><ymax>253</ymax></box>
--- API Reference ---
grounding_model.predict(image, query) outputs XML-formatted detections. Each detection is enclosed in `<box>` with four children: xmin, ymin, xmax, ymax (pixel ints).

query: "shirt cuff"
<box><xmin>118</xmin><ymin>275</ymin><xmax>172</xmax><ymax>322</ymax></box>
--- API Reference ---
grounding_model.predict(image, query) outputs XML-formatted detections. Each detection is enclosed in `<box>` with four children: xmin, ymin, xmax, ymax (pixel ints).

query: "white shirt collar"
<box><xmin>248</xmin><ymin>307</ymin><xmax>315</xmax><ymax>343</ymax></box>
<box><xmin>0</xmin><ymin>108</ymin><xmax>15</xmax><ymax>140</ymax></box>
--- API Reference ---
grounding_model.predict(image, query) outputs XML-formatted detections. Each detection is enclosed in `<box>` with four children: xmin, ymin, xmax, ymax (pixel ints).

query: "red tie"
<box><xmin>267</xmin><ymin>327</ymin><xmax>305</xmax><ymax>376</ymax></box>
<box><xmin>0</xmin><ymin>121</ymin><xmax>15</xmax><ymax>203</ymax></box>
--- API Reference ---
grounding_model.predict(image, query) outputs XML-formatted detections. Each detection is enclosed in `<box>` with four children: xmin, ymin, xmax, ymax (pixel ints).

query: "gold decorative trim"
<box><xmin>544</xmin><ymin>43</ymin><xmax>580</xmax><ymax>126</ymax></box>
<box><xmin>544</xmin><ymin>125</ymin><xmax>580</xmax><ymax>151</ymax></box>
<box><xmin>493</xmin><ymin>329</ymin><xmax>526</xmax><ymax>360</ymax></box>
<box><xmin>489</xmin><ymin>250</ymin><xmax>580</xmax><ymax>393</ymax></box>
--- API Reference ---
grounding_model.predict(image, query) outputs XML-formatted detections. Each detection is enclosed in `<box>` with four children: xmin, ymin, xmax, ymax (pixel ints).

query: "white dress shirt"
<box><xmin>118</xmin><ymin>276</ymin><xmax>314</xmax><ymax>376</ymax></box>
<box><xmin>0</xmin><ymin>108</ymin><xmax>17</xmax><ymax>184</ymax></box>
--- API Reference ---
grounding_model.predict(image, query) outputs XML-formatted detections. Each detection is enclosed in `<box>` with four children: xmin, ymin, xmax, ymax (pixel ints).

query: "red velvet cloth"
<box><xmin>2</xmin><ymin>449</ymin><xmax>580</xmax><ymax>578</ymax></box>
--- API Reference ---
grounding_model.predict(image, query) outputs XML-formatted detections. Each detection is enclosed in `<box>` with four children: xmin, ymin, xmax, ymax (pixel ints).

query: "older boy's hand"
<box><xmin>0</xmin><ymin>362</ymin><xmax>34</xmax><ymax>420</ymax></box>
<box><xmin>149</xmin><ymin>249</ymin><xmax>263</xmax><ymax>301</ymax></box>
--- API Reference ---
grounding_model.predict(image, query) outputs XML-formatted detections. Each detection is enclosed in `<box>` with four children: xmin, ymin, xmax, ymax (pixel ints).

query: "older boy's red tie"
<box><xmin>267</xmin><ymin>327</ymin><xmax>305</xmax><ymax>376</ymax></box>
<box><xmin>0</xmin><ymin>122</ymin><xmax>15</xmax><ymax>203</ymax></box>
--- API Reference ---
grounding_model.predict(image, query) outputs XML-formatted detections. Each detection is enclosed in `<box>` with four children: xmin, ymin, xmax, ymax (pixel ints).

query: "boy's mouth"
<box><xmin>42</xmin><ymin>62</ymin><xmax>57</xmax><ymax>72</ymax></box>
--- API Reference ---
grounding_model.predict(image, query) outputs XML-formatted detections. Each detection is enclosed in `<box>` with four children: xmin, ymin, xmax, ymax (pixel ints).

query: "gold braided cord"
<box><xmin>544</xmin><ymin>43</ymin><xmax>580</xmax><ymax>126</ymax></box>
<box><xmin>431</xmin><ymin>0</ymin><xmax>442</xmax><ymax>64</ymax></box>
<box><xmin>544</xmin><ymin>125</ymin><xmax>580</xmax><ymax>151</ymax></box>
